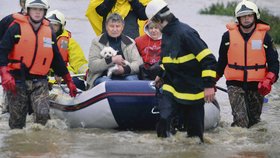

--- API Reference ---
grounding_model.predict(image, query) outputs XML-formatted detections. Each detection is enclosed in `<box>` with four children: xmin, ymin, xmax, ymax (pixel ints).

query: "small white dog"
<box><xmin>100</xmin><ymin>46</ymin><xmax>129</xmax><ymax>77</ymax></box>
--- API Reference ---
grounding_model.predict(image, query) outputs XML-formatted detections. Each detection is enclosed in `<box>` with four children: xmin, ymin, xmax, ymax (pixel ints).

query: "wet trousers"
<box><xmin>227</xmin><ymin>85</ymin><xmax>264</xmax><ymax>128</ymax></box>
<box><xmin>7</xmin><ymin>79</ymin><xmax>50</xmax><ymax>129</ymax></box>
<box><xmin>1</xmin><ymin>91</ymin><xmax>8</xmax><ymax>113</ymax></box>
<box><xmin>157</xmin><ymin>94</ymin><xmax>204</xmax><ymax>141</ymax></box>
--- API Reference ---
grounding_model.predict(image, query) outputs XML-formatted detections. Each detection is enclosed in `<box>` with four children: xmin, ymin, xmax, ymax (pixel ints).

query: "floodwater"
<box><xmin>0</xmin><ymin>0</ymin><xmax>280</xmax><ymax>157</ymax></box>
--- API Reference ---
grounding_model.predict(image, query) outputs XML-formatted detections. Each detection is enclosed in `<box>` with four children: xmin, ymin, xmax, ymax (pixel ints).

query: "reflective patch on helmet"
<box><xmin>251</xmin><ymin>40</ymin><xmax>262</xmax><ymax>50</ymax></box>
<box><xmin>43</xmin><ymin>37</ymin><xmax>52</xmax><ymax>48</ymax></box>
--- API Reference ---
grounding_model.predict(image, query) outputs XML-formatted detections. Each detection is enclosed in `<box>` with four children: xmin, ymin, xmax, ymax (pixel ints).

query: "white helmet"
<box><xmin>235</xmin><ymin>0</ymin><xmax>260</xmax><ymax>19</ymax></box>
<box><xmin>25</xmin><ymin>0</ymin><xmax>49</xmax><ymax>10</ymax></box>
<box><xmin>145</xmin><ymin>0</ymin><xmax>168</xmax><ymax>20</ymax></box>
<box><xmin>46</xmin><ymin>10</ymin><xmax>66</xmax><ymax>27</ymax></box>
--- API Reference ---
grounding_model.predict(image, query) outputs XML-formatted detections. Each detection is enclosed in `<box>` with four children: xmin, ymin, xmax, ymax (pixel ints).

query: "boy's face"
<box><xmin>28</xmin><ymin>8</ymin><xmax>45</xmax><ymax>23</ymax></box>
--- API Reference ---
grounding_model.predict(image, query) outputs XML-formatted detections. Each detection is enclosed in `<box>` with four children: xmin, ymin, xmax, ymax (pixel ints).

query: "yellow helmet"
<box><xmin>46</xmin><ymin>10</ymin><xmax>66</xmax><ymax>27</ymax></box>
<box><xmin>235</xmin><ymin>0</ymin><xmax>260</xmax><ymax>19</ymax></box>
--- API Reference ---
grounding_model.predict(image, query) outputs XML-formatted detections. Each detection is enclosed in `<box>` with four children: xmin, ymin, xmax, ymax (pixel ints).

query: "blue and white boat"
<box><xmin>49</xmin><ymin>80</ymin><xmax>220</xmax><ymax>130</ymax></box>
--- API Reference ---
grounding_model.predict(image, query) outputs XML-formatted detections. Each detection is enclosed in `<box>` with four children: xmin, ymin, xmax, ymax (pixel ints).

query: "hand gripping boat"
<box><xmin>49</xmin><ymin>81</ymin><xmax>220</xmax><ymax>130</ymax></box>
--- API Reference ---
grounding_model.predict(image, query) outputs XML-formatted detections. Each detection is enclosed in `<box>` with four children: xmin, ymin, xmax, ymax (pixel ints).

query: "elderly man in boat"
<box><xmin>86</xmin><ymin>13</ymin><xmax>143</xmax><ymax>89</ymax></box>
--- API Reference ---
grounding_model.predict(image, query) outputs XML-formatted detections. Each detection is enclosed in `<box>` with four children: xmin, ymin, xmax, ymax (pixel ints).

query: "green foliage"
<box><xmin>200</xmin><ymin>2</ymin><xmax>280</xmax><ymax>45</ymax></box>
<box><xmin>261</xmin><ymin>9</ymin><xmax>280</xmax><ymax>45</ymax></box>
<box><xmin>199</xmin><ymin>2</ymin><xmax>237</xmax><ymax>17</ymax></box>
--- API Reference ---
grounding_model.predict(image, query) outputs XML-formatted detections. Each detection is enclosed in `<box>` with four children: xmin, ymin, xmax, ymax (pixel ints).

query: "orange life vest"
<box><xmin>57</xmin><ymin>31</ymin><xmax>71</xmax><ymax>63</ymax></box>
<box><xmin>224</xmin><ymin>23</ymin><xmax>270</xmax><ymax>82</ymax></box>
<box><xmin>8</xmin><ymin>14</ymin><xmax>54</xmax><ymax>76</ymax></box>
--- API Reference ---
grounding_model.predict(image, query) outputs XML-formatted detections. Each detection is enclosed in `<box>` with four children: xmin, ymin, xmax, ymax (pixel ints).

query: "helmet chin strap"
<box><xmin>30</xmin><ymin>17</ymin><xmax>44</xmax><ymax>24</ymax></box>
<box><xmin>238</xmin><ymin>17</ymin><xmax>256</xmax><ymax>29</ymax></box>
<box><xmin>240</xmin><ymin>21</ymin><xmax>255</xmax><ymax>29</ymax></box>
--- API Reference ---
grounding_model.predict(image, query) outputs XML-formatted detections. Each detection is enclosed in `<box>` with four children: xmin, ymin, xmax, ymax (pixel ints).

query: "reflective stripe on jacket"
<box><xmin>57</xmin><ymin>30</ymin><xmax>70</xmax><ymax>63</ymax></box>
<box><xmin>161</xmin><ymin>49</ymin><xmax>215</xmax><ymax>102</ymax></box>
<box><xmin>160</xmin><ymin>17</ymin><xmax>217</xmax><ymax>105</ymax></box>
<box><xmin>8</xmin><ymin>14</ymin><xmax>54</xmax><ymax>76</ymax></box>
<box><xmin>224</xmin><ymin>23</ymin><xmax>269</xmax><ymax>82</ymax></box>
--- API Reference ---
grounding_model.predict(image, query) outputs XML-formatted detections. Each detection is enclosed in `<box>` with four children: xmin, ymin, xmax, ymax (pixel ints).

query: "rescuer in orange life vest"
<box><xmin>0</xmin><ymin>0</ymin><xmax>77</xmax><ymax>129</ymax></box>
<box><xmin>216</xmin><ymin>0</ymin><xmax>279</xmax><ymax>128</ymax></box>
<box><xmin>46</xmin><ymin>10</ymin><xmax>88</xmax><ymax>91</ymax></box>
<box><xmin>0</xmin><ymin>0</ymin><xmax>27</xmax><ymax>114</ymax></box>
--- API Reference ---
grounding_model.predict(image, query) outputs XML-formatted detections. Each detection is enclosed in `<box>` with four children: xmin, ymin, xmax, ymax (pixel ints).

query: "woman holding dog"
<box><xmin>87</xmin><ymin>13</ymin><xmax>143</xmax><ymax>89</ymax></box>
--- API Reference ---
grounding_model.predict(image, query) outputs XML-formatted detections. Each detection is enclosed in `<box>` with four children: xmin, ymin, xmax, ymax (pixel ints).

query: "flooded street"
<box><xmin>1</xmin><ymin>0</ymin><xmax>280</xmax><ymax>157</ymax></box>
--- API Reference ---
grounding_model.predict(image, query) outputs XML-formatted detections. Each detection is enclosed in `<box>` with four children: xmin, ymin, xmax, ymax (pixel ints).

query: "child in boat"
<box><xmin>135</xmin><ymin>20</ymin><xmax>162</xmax><ymax>80</ymax></box>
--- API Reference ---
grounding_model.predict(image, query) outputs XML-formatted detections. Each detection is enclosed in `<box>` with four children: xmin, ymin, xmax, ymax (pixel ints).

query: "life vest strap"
<box><xmin>8</xmin><ymin>59</ymin><xmax>21</xmax><ymax>63</ymax></box>
<box><xmin>228</xmin><ymin>63</ymin><xmax>266</xmax><ymax>71</ymax></box>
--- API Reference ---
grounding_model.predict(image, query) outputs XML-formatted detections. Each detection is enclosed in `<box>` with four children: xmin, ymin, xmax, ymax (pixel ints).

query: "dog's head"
<box><xmin>100</xmin><ymin>47</ymin><xmax>118</xmax><ymax>58</ymax></box>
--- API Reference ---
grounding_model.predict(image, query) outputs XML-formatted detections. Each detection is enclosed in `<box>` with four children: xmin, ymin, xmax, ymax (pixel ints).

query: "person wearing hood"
<box><xmin>135</xmin><ymin>20</ymin><xmax>162</xmax><ymax>80</ymax></box>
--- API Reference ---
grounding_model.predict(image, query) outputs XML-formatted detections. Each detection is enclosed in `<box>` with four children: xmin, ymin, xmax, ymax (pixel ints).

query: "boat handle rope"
<box><xmin>151</xmin><ymin>106</ymin><xmax>160</xmax><ymax>114</ymax></box>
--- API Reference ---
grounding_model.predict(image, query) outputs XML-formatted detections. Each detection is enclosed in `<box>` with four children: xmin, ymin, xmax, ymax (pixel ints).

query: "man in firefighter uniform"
<box><xmin>0</xmin><ymin>0</ymin><xmax>77</xmax><ymax>129</ymax></box>
<box><xmin>146</xmin><ymin>0</ymin><xmax>217</xmax><ymax>142</ymax></box>
<box><xmin>46</xmin><ymin>10</ymin><xmax>88</xmax><ymax>91</ymax></box>
<box><xmin>216</xmin><ymin>0</ymin><xmax>279</xmax><ymax>128</ymax></box>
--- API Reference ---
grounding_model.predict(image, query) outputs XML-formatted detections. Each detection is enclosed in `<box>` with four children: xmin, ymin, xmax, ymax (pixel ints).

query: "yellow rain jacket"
<box><xmin>58</xmin><ymin>29</ymin><xmax>88</xmax><ymax>75</ymax></box>
<box><xmin>85</xmin><ymin>0</ymin><xmax>150</xmax><ymax>36</ymax></box>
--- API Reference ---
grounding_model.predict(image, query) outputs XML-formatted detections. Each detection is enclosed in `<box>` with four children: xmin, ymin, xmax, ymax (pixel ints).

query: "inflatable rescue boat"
<box><xmin>49</xmin><ymin>81</ymin><xmax>220</xmax><ymax>130</ymax></box>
